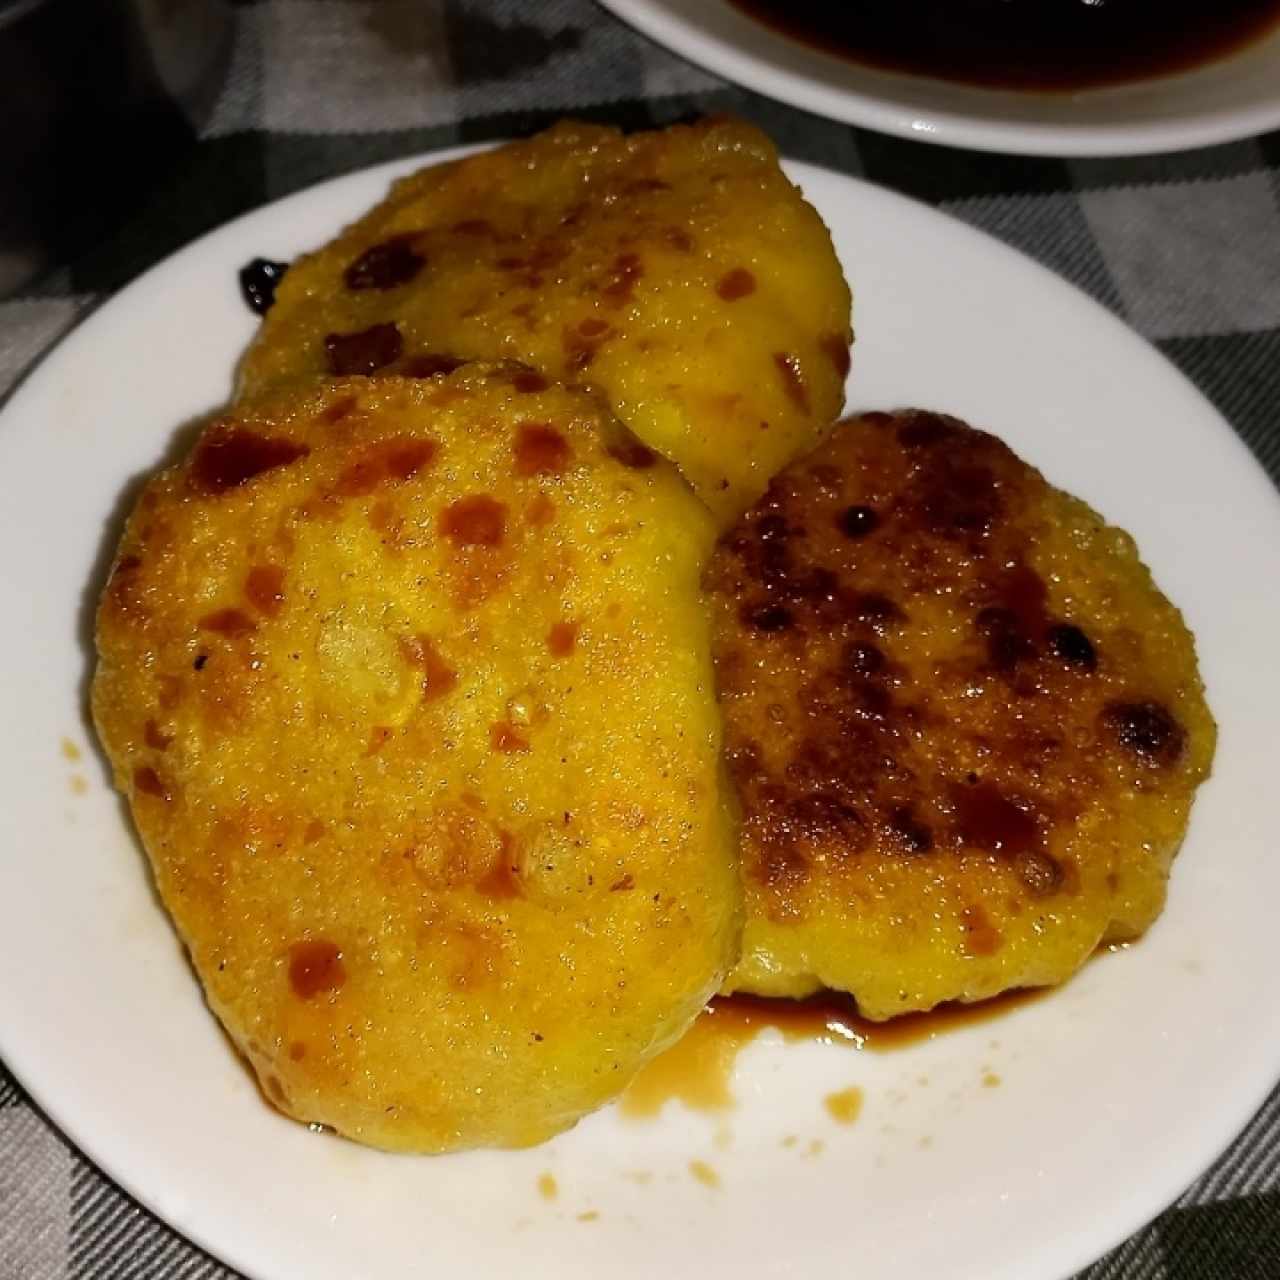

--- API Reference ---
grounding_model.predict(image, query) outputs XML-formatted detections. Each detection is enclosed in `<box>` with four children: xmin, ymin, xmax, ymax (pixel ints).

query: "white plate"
<box><xmin>2</xmin><ymin>150</ymin><xmax>1279</xmax><ymax>1280</ymax></box>
<box><xmin>598</xmin><ymin>0</ymin><xmax>1280</xmax><ymax>155</ymax></box>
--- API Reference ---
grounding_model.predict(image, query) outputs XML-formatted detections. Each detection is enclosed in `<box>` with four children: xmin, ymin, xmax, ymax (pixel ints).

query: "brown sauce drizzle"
<box><xmin>727</xmin><ymin>0</ymin><xmax>1280</xmax><ymax>91</ymax></box>
<box><xmin>622</xmin><ymin>988</ymin><xmax>1047</xmax><ymax>1116</ymax></box>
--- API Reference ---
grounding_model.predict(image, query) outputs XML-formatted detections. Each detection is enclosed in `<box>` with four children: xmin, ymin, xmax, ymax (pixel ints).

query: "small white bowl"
<box><xmin>598</xmin><ymin>0</ymin><xmax>1280</xmax><ymax>155</ymax></box>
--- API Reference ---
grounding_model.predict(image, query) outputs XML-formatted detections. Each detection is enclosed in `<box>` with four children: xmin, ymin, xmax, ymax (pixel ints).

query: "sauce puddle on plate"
<box><xmin>728</xmin><ymin>0</ymin><xmax>1280</xmax><ymax>91</ymax></box>
<box><xmin>621</xmin><ymin>988</ymin><xmax>1046</xmax><ymax>1117</ymax></box>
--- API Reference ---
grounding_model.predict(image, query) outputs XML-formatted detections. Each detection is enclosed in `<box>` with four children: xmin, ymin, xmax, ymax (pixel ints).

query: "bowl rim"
<box><xmin>596</xmin><ymin>0</ymin><xmax>1280</xmax><ymax>156</ymax></box>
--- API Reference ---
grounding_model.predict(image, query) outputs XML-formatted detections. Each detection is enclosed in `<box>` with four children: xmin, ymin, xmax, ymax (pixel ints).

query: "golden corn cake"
<box><xmin>93</xmin><ymin>368</ymin><xmax>739</xmax><ymax>1152</ymax></box>
<box><xmin>708</xmin><ymin>409</ymin><xmax>1215</xmax><ymax>1020</ymax></box>
<box><xmin>238</xmin><ymin>117</ymin><xmax>852</xmax><ymax>522</ymax></box>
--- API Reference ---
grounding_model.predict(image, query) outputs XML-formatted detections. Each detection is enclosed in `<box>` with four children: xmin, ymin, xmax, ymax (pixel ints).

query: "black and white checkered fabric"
<box><xmin>2</xmin><ymin>2</ymin><xmax>1278</xmax><ymax>1276</ymax></box>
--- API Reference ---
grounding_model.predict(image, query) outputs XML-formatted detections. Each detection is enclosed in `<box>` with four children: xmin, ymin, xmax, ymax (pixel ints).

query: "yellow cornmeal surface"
<box><xmin>93</xmin><ymin>369</ymin><xmax>739</xmax><ymax>1152</ymax></box>
<box><xmin>708</xmin><ymin>410</ymin><xmax>1215</xmax><ymax>1020</ymax></box>
<box><xmin>238</xmin><ymin>117</ymin><xmax>852</xmax><ymax>523</ymax></box>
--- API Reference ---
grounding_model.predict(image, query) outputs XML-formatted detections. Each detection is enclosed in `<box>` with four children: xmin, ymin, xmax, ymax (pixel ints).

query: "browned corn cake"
<box><xmin>93</xmin><ymin>369</ymin><xmax>739</xmax><ymax>1152</ymax></box>
<box><xmin>238</xmin><ymin>117</ymin><xmax>852</xmax><ymax>523</ymax></box>
<box><xmin>708</xmin><ymin>409</ymin><xmax>1215</xmax><ymax>1019</ymax></box>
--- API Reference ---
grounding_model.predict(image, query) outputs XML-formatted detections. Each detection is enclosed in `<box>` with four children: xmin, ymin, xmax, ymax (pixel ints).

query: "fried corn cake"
<box><xmin>708</xmin><ymin>410</ymin><xmax>1215</xmax><ymax>1020</ymax></box>
<box><xmin>93</xmin><ymin>368</ymin><xmax>740</xmax><ymax>1151</ymax></box>
<box><xmin>238</xmin><ymin>117</ymin><xmax>852</xmax><ymax>522</ymax></box>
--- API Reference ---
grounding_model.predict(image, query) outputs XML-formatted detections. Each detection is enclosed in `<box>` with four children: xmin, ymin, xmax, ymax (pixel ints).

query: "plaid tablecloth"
<box><xmin>3</xmin><ymin>2</ymin><xmax>1279</xmax><ymax>1276</ymax></box>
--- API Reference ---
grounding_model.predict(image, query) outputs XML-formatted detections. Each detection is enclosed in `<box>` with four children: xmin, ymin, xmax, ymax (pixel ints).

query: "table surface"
<box><xmin>3</xmin><ymin>2</ymin><xmax>1279</xmax><ymax>1277</ymax></box>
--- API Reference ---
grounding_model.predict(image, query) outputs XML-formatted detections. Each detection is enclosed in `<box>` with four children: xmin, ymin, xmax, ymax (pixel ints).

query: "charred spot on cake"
<box><xmin>977</xmin><ymin>607</ymin><xmax>1036</xmax><ymax>672</ymax></box>
<box><xmin>440</xmin><ymin>494</ymin><xmax>507</xmax><ymax>547</ymax></box>
<box><xmin>844</xmin><ymin>642</ymin><xmax>885</xmax><ymax>677</ymax></box>
<box><xmin>514</xmin><ymin>424</ymin><xmax>572</xmax><ymax>476</ymax></box>
<box><xmin>288</xmin><ymin>940</ymin><xmax>346</xmax><ymax>999</ymax></box>
<box><xmin>716</xmin><ymin>268</ymin><xmax>756</xmax><ymax>300</ymax></box>
<box><xmin>608</xmin><ymin>441</ymin><xmax>658</xmax><ymax>470</ymax></box>
<box><xmin>198</xmin><ymin>608</ymin><xmax>256</xmax><ymax>638</ymax></box>
<box><xmin>663</xmin><ymin>226</ymin><xmax>694</xmax><ymax>253</ymax></box>
<box><xmin>918</xmin><ymin>458</ymin><xmax>1002</xmax><ymax>537</ymax></box>
<box><xmin>190</xmin><ymin>427</ymin><xmax>310</xmax><ymax>495</ymax></box>
<box><xmin>547</xmin><ymin>621</ymin><xmax>580</xmax><ymax>657</ymax></box>
<box><xmin>490</xmin><ymin>721</ymin><xmax>531</xmax><ymax>754</ymax></box>
<box><xmin>1017</xmin><ymin>849</ymin><xmax>1067</xmax><ymax>897</ymax></box>
<box><xmin>601</xmin><ymin>252</ymin><xmax>643</xmax><ymax>306</ymax></box>
<box><xmin>477</xmin><ymin>832</ymin><xmax>524</xmax><ymax>900</ymax></box>
<box><xmin>399</xmin><ymin>634</ymin><xmax>458</xmax><ymax>702</ymax></box>
<box><xmin>526</xmin><ymin>493</ymin><xmax>556</xmax><ymax>526</ymax></box>
<box><xmin>820</xmin><ymin>332</ymin><xmax>852</xmax><ymax>379</ymax></box>
<box><xmin>343</xmin><ymin>235</ymin><xmax>425</xmax><ymax>291</ymax></box>
<box><xmin>785</xmin><ymin>791</ymin><xmax>868</xmax><ymax>851</ymax></box>
<box><xmin>741</xmin><ymin>602</ymin><xmax>793</xmax><ymax>633</ymax></box>
<box><xmin>450</xmin><ymin>218</ymin><xmax>495</xmax><ymax>237</ymax></box>
<box><xmin>401</xmin><ymin>353</ymin><xmax>466</xmax><ymax>379</ymax></box>
<box><xmin>837</xmin><ymin>505</ymin><xmax>878</xmax><ymax>539</ymax></box>
<box><xmin>773</xmin><ymin>352</ymin><xmax>810</xmax><ymax>414</ymax></box>
<box><xmin>887</xmin><ymin>806</ymin><xmax>934</xmax><ymax>854</ymax></box>
<box><xmin>973</xmin><ymin>563</ymin><xmax>1052</xmax><ymax>673</ymax></box>
<box><xmin>245</xmin><ymin>565</ymin><xmax>286</xmax><ymax>617</ymax></box>
<box><xmin>1103</xmin><ymin>700</ymin><xmax>1185</xmax><ymax>767</ymax></box>
<box><xmin>951</xmin><ymin>781</ymin><xmax>1041</xmax><ymax>857</ymax></box>
<box><xmin>133</xmin><ymin>764</ymin><xmax>171</xmax><ymax>801</ymax></box>
<box><xmin>335</xmin><ymin>438</ymin><xmax>439</xmax><ymax>496</ymax></box>
<box><xmin>895</xmin><ymin>411</ymin><xmax>957</xmax><ymax>449</ymax></box>
<box><xmin>1048</xmin><ymin>624</ymin><xmax>1097</xmax><ymax>670</ymax></box>
<box><xmin>510</xmin><ymin>369</ymin><xmax>550</xmax><ymax>393</ymax></box>
<box><xmin>318</xmin><ymin>395</ymin><xmax>357</xmax><ymax>425</ymax></box>
<box><xmin>323</xmin><ymin>323</ymin><xmax>403</xmax><ymax>376</ymax></box>
<box><xmin>960</xmin><ymin>905</ymin><xmax>1002</xmax><ymax>956</ymax></box>
<box><xmin>846</xmin><ymin>593</ymin><xmax>904</xmax><ymax>630</ymax></box>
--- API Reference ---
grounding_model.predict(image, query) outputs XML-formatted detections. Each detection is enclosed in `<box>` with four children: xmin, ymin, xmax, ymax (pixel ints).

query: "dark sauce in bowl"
<box><xmin>728</xmin><ymin>0</ymin><xmax>1280</xmax><ymax>91</ymax></box>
